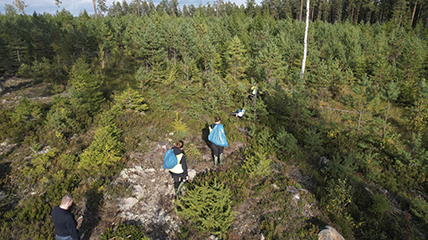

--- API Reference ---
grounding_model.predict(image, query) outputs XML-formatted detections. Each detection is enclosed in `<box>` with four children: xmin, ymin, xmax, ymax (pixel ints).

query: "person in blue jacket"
<box><xmin>209</xmin><ymin>116</ymin><xmax>225</xmax><ymax>167</ymax></box>
<box><xmin>169</xmin><ymin>140</ymin><xmax>188</xmax><ymax>196</ymax></box>
<box><xmin>51</xmin><ymin>194</ymin><xmax>80</xmax><ymax>240</ymax></box>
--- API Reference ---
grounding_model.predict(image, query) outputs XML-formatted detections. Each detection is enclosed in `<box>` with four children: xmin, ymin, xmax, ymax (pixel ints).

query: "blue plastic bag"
<box><xmin>163</xmin><ymin>149</ymin><xmax>178</xmax><ymax>169</ymax></box>
<box><xmin>208</xmin><ymin>124</ymin><xmax>229</xmax><ymax>147</ymax></box>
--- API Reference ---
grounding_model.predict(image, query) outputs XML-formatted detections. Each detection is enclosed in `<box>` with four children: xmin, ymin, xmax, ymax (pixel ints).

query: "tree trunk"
<box><xmin>411</xmin><ymin>1</ymin><xmax>417</xmax><ymax>27</ymax></box>
<box><xmin>382</xmin><ymin>100</ymin><xmax>390</xmax><ymax>138</ymax></box>
<box><xmin>356</xmin><ymin>5</ymin><xmax>360</xmax><ymax>23</ymax></box>
<box><xmin>216</xmin><ymin>0</ymin><xmax>219</xmax><ymax>18</ymax></box>
<box><xmin>311</xmin><ymin>6</ymin><xmax>314</xmax><ymax>21</ymax></box>
<box><xmin>299</xmin><ymin>0</ymin><xmax>304</xmax><ymax>21</ymax></box>
<box><xmin>357</xmin><ymin>102</ymin><xmax>363</xmax><ymax>135</ymax></box>
<box><xmin>137</xmin><ymin>0</ymin><xmax>140</xmax><ymax>17</ymax></box>
<box><xmin>416</xmin><ymin>2</ymin><xmax>422</xmax><ymax>25</ymax></box>
<box><xmin>17</xmin><ymin>50</ymin><xmax>21</xmax><ymax>63</ymax></box>
<box><xmin>317</xmin><ymin>0</ymin><xmax>322</xmax><ymax>20</ymax></box>
<box><xmin>301</xmin><ymin>0</ymin><xmax>310</xmax><ymax>79</ymax></box>
<box><xmin>92</xmin><ymin>0</ymin><xmax>98</xmax><ymax>18</ymax></box>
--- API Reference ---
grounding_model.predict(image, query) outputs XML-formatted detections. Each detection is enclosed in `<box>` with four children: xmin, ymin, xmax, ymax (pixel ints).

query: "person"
<box><xmin>169</xmin><ymin>140</ymin><xmax>188</xmax><ymax>197</ymax></box>
<box><xmin>250</xmin><ymin>84</ymin><xmax>258</xmax><ymax>98</ymax></box>
<box><xmin>232</xmin><ymin>108</ymin><xmax>245</xmax><ymax>118</ymax></box>
<box><xmin>209</xmin><ymin>116</ymin><xmax>225</xmax><ymax>167</ymax></box>
<box><xmin>51</xmin><ymin>194</ymin><xmax>80</xmax><ymax>240</ymax></box>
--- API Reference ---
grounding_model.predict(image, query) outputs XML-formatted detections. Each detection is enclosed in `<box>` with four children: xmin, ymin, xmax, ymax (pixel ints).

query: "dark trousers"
<box><xmin>210</xmin><ymin>142</ymin><xmax>224</xmax><ymax>157</ymax></box>
<box><xmin>170</xmin><ymin>172</ymin><xmax>185</xmax><ymax>188</ymax></box>
<box><xmin>56</xmin><ymin>235</ymin><xmax>72</xmax><ymax>240</ymax></box>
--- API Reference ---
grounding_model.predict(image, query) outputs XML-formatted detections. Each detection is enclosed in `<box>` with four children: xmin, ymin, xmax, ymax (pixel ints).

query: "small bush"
<box><xmin>370</xmin><ymin>194</ymin><xmax>389</xmax><ymax>217</ymax></box>
<box><xmin>101</xmin><ymin>222</ymin><xmax>149</xmax><ymax>240</ymax></box>
<box><xmin>175</xmin><ymin>179</ymin><xmax>235</xmax><ymax>239</ymax></box>
<box><xmin>171</xmin><ymin>112</ymin><xmax>188</xmax><ymax>140</ymax></box>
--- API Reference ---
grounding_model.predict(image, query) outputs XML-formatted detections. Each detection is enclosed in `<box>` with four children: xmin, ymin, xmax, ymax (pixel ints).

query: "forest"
<box><xmin>0</xmin><ymin>0</ymin><xmax>428</xmax><ymax>239</ymax></box>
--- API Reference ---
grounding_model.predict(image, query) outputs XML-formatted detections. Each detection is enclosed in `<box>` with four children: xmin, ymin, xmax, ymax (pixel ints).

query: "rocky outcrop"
<box><xmin>318</xmin><ymin>225</ymin><xmax>345</xmax><ymax>240</ymax></box>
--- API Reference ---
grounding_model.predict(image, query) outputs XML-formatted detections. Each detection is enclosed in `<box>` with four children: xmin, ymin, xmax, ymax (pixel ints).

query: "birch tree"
<box><xmin>13</xmin><ymin>0</ymin><xmax>27</xmax><ymax>14</ymax></box>
<box><xmin>300</xmin><ymin>0</ymin><xmax>309</xmax><ymax>79</ymax></box>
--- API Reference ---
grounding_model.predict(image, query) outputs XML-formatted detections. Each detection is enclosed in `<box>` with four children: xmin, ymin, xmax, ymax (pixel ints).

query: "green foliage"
<box><xmin>322</xmin><ymin>178</ymin><xmax>353</xmax><ymax>217</ymax></box>
<box><xmin>328</xmin><ymin>152</ymin><xmax>358</xmax><ymax>179</ymax></box>
<box><xmin>370</xmin><ymin>194</ymin><xmax>389</xmax><ymax>217</ymax></box>
<box><xmin>184</xmin><ymin>143</ymin><xmax>201</xmax><ymax>162</ymax></box>
<box><xmin>1</xmin><ymin>8</ymin><xmax>428</xmax><ymax>240</ymax></box>
<box><xmin>273</xmin><ymin>126</ymin><xmax>299</xmax><ymax>159</ymax></box>
<box><xmin>171</xmin><ymin>111</ymin><xmax>188</xmax><ymax>140</ymax></box>
<box><xmin>78</xmin><ymin>108</ymin><xmax>124</xmax><ymax>178</ymax></box>
<box><xmin>69</xmin><ymin>58</ymin><xmax>105</xmax><ymax>113</ymax></box>
<box><xmin>302</xmin><ymin>127</ymin><xmax>324</xmax><ymax>157</ymax></box>
<box><xmin>341</xmin><ymin>74</ymin><xmax>380</xmax><ymax>136</ymax></box>
<box><xmin>225</xmin><ymin>35</ymin><xmax>247</xmax><ymax>83</ymax></box>
<box><xmin>114</xmin><ymin>86</ymin><xmax>149</xmax><ymax>113</ymax></box>
<box><xmin>242</xmin><ymin>128</ymin><xmax>273</xmax><ymax>177</ymax></box>
<box><xmin>11</xmin><ymin>97</ymin><xmax>41</xmax><ymax>124</ymax></box>
<box><xmin>410</xmin><ymin>198</ymin><xmax>428</xmax><ymax>225</ymax></box>
<box><xmin>44</xmin><ymin>96</ymin><xmax>78</xmax><ymax>142</ymax></box>
<box><xmin>20</xmin><ymin>148</ymin><xmax>58</xmax><ymax>185</ymax></box>
<box><xmin>175</xmin><ymin>179</ymin><xmax>235</xmax><ymax>239</ymax></box>
<box><xmin>101</xmin><ymin>222</ymin><xmax>150</xmax><ymax>240</ymax></box>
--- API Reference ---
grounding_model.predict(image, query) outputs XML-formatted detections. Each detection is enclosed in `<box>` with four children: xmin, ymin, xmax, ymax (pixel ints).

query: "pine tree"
<box><xmin>225</xmin><ymin>35</ymin><xmax>247</xmax><ymax>84</ymax></box>
<box><xmin>379</xmin><ymin>81</ymin><xmax>400</xmax><ymax>138</ymax></box>
<box><xmin>97</xmin><ymin>0</ymin><xmax>108</xmax><ymax>17</ymax></box>
<box><xmin>176</xmin><ymin>20</ymin><xmax>197</xmax><ymax>86</ymax></box>
<box><xmin>341</xmin><ymin>74</ymin><xmax>380</xmax><ymax>136</ymax></box>
<box><xmin>257</xmin><ymin>32</ymin><xmax>285</xmax><ymax>84</ymax></box>
<box><xmin>127</xmin><ymin>20</ymin><xmax>166</xmax><ymax>84</ymax></box>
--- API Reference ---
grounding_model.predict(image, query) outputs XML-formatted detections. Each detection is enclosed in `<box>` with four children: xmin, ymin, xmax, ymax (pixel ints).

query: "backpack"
<box><xmin>163</xmin><ymin>149</ymin><xmax>178</xmax><ymax>169</ymax></box>
<box><xmin>208</xmin><ymin>123</ymin><xmax>229</xmax><ymax>147</ymax></box>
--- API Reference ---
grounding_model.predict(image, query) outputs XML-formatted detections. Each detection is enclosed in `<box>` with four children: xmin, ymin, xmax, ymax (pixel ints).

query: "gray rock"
<box><xmin>119</xmin><ymin>197</ymin><xmax>139</xmax><ymax>211</ymax></box>
<box><xmin>188</xmin><ymin>169</ymin><xmax>197</xmax><ymax>180</ymax></box>
<box><xmin>318</xmin><ymin>225</ymin><xmax>345</xmax><ymax>240</ymax></box>
<box><xmin>319</xmin><ymin>156</ymin><xmax>329</xmax><ymax>166</ymax></box>
<box><xmin>286</xmin><ymin>186</ymin><xmax>300</xmax><ymax>200</ymax></box>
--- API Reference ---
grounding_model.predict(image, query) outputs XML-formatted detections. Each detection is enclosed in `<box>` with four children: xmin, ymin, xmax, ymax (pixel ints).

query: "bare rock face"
<box><xmin>115</xmin><ymin>165</ymin><xmax>181</xmax><ymax>239</ymax></box>
<box><xmin>318</xmin><ymin>225</ymin><xmax>345</xmax><ymax>240</ymax></box>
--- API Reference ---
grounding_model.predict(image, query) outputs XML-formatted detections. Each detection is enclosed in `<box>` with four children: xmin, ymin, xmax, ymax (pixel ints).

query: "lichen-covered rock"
<box><xmin>318</xmin><ymin>225</ymin><xmax>345</xmax><ymax>240</ymax></box>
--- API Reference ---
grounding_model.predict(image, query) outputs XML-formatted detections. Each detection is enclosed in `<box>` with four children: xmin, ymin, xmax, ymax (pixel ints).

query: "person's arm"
<box><xmin>67</xmin><ymin>215</ymin><xmax>80</xmax><ymax>240</ymax></box>
<box><xmin>181</xmin><ymin>155</ymin><xmax>188</xmax><ymax>177</ymax></box>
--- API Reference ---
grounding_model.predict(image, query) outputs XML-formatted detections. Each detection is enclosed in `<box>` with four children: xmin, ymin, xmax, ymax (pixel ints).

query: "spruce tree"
<box><xmin>69</xmin><ymin>58</ymin><xmax>104</xmax><ymax>113</ymax></box>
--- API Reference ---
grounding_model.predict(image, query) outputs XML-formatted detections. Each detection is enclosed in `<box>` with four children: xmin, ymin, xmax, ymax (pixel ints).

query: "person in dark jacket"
<box><xmin>209</xmin><ymin>116</ymin><xmax>225</xmax><ymax>167</ymax></box>
<box><xmin>51</xmin><ymin>194</ymin><xmax>80</xmax><ymax>240</ymax></box>
<box><xmin>169</xmin><ymin>140</ymin><xmax>188</xmax><ymax>196</ymax></box>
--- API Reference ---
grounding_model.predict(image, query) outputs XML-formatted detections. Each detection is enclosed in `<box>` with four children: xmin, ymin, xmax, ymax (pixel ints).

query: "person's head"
<box><xmin>175</xmin><ymin>140</ymin><xmax>184</xmax><ymax>149</ymax></box>
<box><xmin>214</xmin><ymin>116</ymin><xmax>221</xmax><ymax>123</ymax></box>
<box><xmin>60</xmin><ymin>194</ymin><xmax>73</xmax><ymax>210</ymax></box>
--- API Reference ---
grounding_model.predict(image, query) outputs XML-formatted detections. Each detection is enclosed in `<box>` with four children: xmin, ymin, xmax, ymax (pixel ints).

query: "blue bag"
<box><xmin>163</xmin><ymin>149</ymin><xmax>178</xmax><ymax>169</ymax></box>
<box><xmin>208</xmin><ymin>124</ymin><xmax>229</xmax><ymax>147</ymax></box>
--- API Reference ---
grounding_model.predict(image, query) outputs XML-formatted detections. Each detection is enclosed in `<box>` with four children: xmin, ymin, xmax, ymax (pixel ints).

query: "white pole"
<box><xmin>300</xmin><ymin>0</ymin><xmax>310</xmax><ymax>79</ymax></box>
